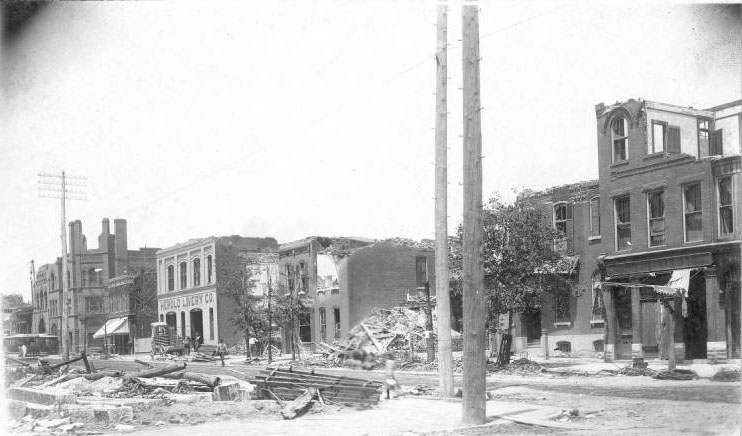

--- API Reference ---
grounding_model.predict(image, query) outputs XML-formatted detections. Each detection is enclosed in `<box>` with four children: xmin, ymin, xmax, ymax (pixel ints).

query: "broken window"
<box><xmin>651</xmin><ymin>121</ymin><xmax>665</xmax><ymax>154</ymax></box>
<box><xmin>589</xmin><ymin>196</ymin><xmax>600</xmax><ymax>238</ymax></box>
<box><xmin>286</xmin><ymin>264</ymin><xmax>294</xmax><ymax>292</ymax></box>
<box><xmin>611</xmin><ymin>117</ymin><xmax>628</xmax><ymax>162</ymax></box>
<box><xmin>298</xmin><ymin>312</ymin><xmax>312</xmax><ymax>343</ymax></box>
<box><xmin>333</xmin><ymin>307</ymin><xmax>341</xmax><ymax>340</ymax></box>
<box><xmin>684</xmin><ymin>183</ymin><xmax>703</xmax><ymax>242</ymax></box>
<box><xmin>415</xmin><ymin>256</ymin><xmax>428</xmax><ymax>290</ymax></box>
<box><xmin>614</xmin><ymin>196</ymin><xmax>631</xmax><ymax>251</ymax></box>
<box><xmin>179</xmin><ymin>262</ymin><xmax>187</xmax><ymax>289</ymax></box>
<box><xmin>317</xmin><ymin>255</ymin><xmax>339</xmax><ymax>293</ymax></box>
<box><xmin>719</xmin><ymin>177</ymin><xmax>734</xmax><ymax>236</ymax></box>
<box><xmin>167</xmin><ymin>265</ymin><xmax>174</xmax><ymax>291</ymax></box>
<box><xmin>554</xmin><ymin>203</ymin><xmax>567</xmax><ymax>235</ymax></box>
<box><xmin>319</xmin><ymin>307</ymin><xmax>327</xmax><ymax>343</ymax></box>
<box><xmin>554</xmin><ymin>284</ymin><xmax>571</xmax><ymax>324</ymax></box>
<box><xmin>647</xmin><ymin>190</ymin><xmax>666</xmax><ymax>246</ymax></box>
<box><xmin>698</xmin><ymin>119</ymin><xmax>710</xmax><ymax>157</ymax></box>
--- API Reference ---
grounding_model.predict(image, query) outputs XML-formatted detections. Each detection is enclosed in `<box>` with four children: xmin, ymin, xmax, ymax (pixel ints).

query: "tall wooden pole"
<box><xmin>461</xmin><ymin>1</ymin><xmax>486</xmax><ymax>425</ymax></box>
<box><xmin>61</xmin><ymin>171</ymin><xmax>70</xmax><ymax>361</ymax></box>
<box><xmin>434</xmin><ymin>1</ymin><xmax>454</xmax><ymax>398</ymax></box>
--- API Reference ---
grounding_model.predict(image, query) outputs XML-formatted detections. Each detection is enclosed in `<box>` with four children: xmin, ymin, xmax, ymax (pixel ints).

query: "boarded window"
<box><xmin>684</xmin><ymin>183</ymin><xmax>703</xmax><ymax>242</ymax></box>
<box><xmin>667</xmin><ymin>126</ymin><xmax>680</xmax><ymax>153</ymax></box>
<box><xmin>710</xmin><ymin>129</ymin><xmax>723</xmax><ymax>156</ymax></box>
<box><xmin>589</xmin><ymin>197</ymin><xmax>600</xmax><ymax>238</ymax></box>
<box><xmin>719</xmin><ymin>177</ymin><xmax>734</xmax><ymax>236</ymax></box>
<box><xmin>647</xmin><ymin>190</ymin><xmax>666</xmax><ymax>246</ymax></box>
<box><xmin>615</xmin><ymin>196</ymin><xmax>631</xmax><ymax>250</ymax></box>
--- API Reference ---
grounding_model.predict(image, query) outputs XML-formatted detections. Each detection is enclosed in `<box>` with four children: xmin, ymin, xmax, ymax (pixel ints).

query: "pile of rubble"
<box><xmin>4</xmin><ymin>353</ymin><xmax>253</xmax><ymax>433</ymax></box>
<box><xmin>489</xmin><ymin>358</ymin><xmax>545</xmax><ymax>376</ymax></box>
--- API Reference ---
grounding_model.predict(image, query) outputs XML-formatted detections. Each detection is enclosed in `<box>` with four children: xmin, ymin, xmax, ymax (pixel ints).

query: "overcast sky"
<box><xmin>1</xmin><ymin>1</ymin><xmax>740</xmax><ymax>299</ymax></box>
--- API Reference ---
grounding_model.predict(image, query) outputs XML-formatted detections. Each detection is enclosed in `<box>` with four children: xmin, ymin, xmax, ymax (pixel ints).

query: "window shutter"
<box><xmin>667</xmin><ymin>126</ymin><xmax>681</xmax><ymax>153</ymax></box>
<box><xmin>710</xmin><ymin>129</ymin><xmax>723</xmax><ymax>156</ymax></box>
<box><xmin>566</xmin><ymin>203</ymin><xmax>574</xmax><ymax>254</ymax></box>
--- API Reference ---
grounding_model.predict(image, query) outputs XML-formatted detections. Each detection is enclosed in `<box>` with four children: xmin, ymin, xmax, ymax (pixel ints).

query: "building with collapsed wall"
<box><xmin>278</xmin><ymin>236</ymin><xmax>436</xmax><ymax>352</ymax></box>
<box><xmin>514</xmin><ymin>98</ymin><xmax>741</xmax><ymax>363</ymax></box>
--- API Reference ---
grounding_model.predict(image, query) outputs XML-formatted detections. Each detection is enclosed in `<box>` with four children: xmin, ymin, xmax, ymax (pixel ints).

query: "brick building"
<box><xmin>2</xmin><ymin>294</ymin><xmax>32</xmax><ymax>335</ymax></box>
<box><xmin>155</xmin><ymin>236</ymin><xmax>278</xmax><ymax>349</ymax></box>
<box><xmin>278</xmin><ymin>237</ymin><xmax>436</xmax><ymax>350</ymax></box>
<box><xmin>32</xmin><ymin>218</ymin><xmax>159</xmax><ymax>353</ymax></box>
<box><xmin>514</xmin><ymin>98</ymin><xmax>741</xmax><ymax>362</ymax></box>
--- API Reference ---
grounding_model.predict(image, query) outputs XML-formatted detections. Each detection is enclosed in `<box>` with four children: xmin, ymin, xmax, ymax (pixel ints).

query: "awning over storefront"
<box><xmin>93</xmin><ymin>317</ymin><xmax>129</xmax><ymax>339</ymax></box>
<box><xmin>598</xmin><ymin>268</ymin><xmax>694</xmax><ymax>316</ymax></box>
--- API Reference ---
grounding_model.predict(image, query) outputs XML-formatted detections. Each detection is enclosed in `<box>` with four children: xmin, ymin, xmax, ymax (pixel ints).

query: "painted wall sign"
<box><xmin>159</xmin><ymin>291</ymin><xmax>216</xmax><ymax>312</ymax></box>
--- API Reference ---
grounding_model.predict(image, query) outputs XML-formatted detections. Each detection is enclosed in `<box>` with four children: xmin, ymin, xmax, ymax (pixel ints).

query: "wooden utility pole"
<box><xmin>461</xmin><ymin>2</ymin><xmax>486</xmax><ymax>425</ymax></box>
<box><xmin>434</xmin><ymin>0</ymin><xmax>454</xmax><ymax>398</ymax></box>
<box><xmin>39</xmin><ymin>172</ymin><xmax>86</xmax><ymax>361</ymax></box>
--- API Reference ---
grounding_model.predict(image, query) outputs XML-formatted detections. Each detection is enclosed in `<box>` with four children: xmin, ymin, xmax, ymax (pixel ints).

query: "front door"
<box><xmin>522</xmin><ymin>309</ymin><xmax>541</xmax><ymax>344</ymax></box>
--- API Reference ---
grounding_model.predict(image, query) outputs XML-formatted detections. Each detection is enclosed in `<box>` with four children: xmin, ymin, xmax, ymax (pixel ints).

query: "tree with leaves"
<box><xmin>220</xmin><ymin>253</ymin><xmax>267</xmax><ymax>359</ymax></box>
<box><xmin>450</xmin><ymin>194</ymin><xmax>566</xmax><ymax>357</ymax></box>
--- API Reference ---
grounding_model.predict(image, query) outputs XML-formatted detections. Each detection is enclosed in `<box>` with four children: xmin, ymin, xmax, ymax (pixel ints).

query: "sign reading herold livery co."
<box><xmin>159</xmin><ymin>291</ymin><xmax>216</xmax><ymax>312</ymax></box>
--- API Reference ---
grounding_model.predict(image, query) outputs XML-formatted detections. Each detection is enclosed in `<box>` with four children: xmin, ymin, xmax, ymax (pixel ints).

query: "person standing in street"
<box><xmin>20</xmin><ymin>343</ymin><xmax>27</xmax><ymax>358</ymax></box>
<box><xmin>194</xmin><ymin>334</ymin><xmax>202</xmax><ymax>352</ymax></box>
<box><xmin>217</xmin><ymin>339</ymin><xmax>228</xmax><ymax>367</ymax></box>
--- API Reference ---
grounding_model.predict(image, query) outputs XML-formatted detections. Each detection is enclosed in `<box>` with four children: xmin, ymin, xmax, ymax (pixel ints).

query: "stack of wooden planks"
<box><xmin>252</xmin><ymin>367</ymin><xmax>383</xmax><ymax>407</ymax></box>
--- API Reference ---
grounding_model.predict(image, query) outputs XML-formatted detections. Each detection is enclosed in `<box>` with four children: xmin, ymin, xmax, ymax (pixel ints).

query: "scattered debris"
<box><xmin>252</xmin><ymin>367</ymin><xmax>382</xmax><ymax>410</ymax></box>
<box><xmin>491</xmin><ymin>358</ymin><xmax>544</xmax><ymax>376</ymax></box>
<box><xmin>711</xmin><ymin>368</ymin><xmax>741</xmax><ymax>382</ymax></box>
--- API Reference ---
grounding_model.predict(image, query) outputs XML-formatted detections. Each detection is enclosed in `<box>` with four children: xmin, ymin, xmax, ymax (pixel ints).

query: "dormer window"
<box><xmin>611</xmin><ymin>117</ymin><xmax>628</xmax><ymax>162</ymax></box>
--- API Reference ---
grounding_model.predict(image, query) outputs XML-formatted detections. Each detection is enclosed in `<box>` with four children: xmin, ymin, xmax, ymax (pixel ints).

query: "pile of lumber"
<box><xmin>252</xmin><ymin>367</ymin><xmax>382</xmax><ymax>408</ymax></box>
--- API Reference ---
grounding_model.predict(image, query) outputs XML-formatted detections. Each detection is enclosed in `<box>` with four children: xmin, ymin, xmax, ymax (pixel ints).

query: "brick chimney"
<box><xmin>114</xmin><ymin>219</ymin><xmax>128</xmax><ymax>276</ymax></box>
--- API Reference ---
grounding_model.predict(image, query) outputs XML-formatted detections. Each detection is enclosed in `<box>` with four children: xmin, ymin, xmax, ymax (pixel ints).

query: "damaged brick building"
<box><xmin>514</xmin><ymin>98</ymin><xmax>741</xmax><ymax>363</ymax></box>
<box><xmin>278</xmin><ymin>237</ymin><xmax>436</xmax><ymax>351</ymax></box>
<box><xmin>31</xmin><ymin>218</ymin><xmax>159</xmax><ymax>354</ymax></box>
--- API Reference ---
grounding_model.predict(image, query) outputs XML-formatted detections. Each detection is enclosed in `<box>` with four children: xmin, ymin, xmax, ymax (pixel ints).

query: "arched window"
<box><xmin>553</xmin><ymin>203</ymin><xmax>568</xmax><ymax>235</ymax></box>
<box><xmin>179</xmin><ymin>262</ymin><xmax>187</xmax><ymax>289</ymax></box>
<box><xmin>611</xmin><ymin>117</ymin><xmax>628</xmax><ymax>162</ymax></box>
<box><xmin>192</xmin><ymin>258</ymin><xmax>201</xmax><ymax>287</ymax></box>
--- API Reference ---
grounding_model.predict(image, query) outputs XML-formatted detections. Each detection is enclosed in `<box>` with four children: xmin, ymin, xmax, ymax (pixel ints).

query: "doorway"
<box><xmin>190</xmin><ymin>309</ymin><xmax>203</xmax><ymax>341</ymax></box>
<box><xmin>684</xmin><ymin>272</ymin><xmax>707</xmax><ymax>359</ymax></box>
<box><xmin>522</xmin><ymin>309</ymin><xmax>541</xmax><ymax>344</ymax></box>
<box><xmin>613</xmin><ymin>287</ymin><xmax>633</xmax><ymax>359</ymax></box>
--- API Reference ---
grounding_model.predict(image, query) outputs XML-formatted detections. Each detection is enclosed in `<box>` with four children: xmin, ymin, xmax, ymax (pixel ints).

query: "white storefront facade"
<box><xmin>156</xmin><ymin>237</ymin><xmax>220</xmax><ymax>346</ymax></box>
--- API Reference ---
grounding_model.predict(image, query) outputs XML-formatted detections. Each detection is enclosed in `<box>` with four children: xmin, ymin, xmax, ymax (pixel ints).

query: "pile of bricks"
<box><xmin>252</xmin><ymin>367</ymin><xmax>382</xmax><ymax>407</ymax></box>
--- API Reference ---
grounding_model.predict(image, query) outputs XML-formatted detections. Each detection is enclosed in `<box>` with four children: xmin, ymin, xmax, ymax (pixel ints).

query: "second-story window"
<box><xmin>554</xmin><ymin>203</ymin><xmax>568</xmax><ymax>235</ymax></box>
<box><xmin>651</xmin><ymin>121</ymin><xmax>666</xmax><ymax>154</ymax></box>
<box><xmin>415</xmin><ymin>256</ymin><xmax>428</xmax><ymax>291</ymax></box>
<box><xmin>647</xmin><ymin>190</ymin><xmax>666</xmax><ymax>247</ymax></box>
<box><xmin>683</xmin><ymin>183</ymin><xmax>703</xmax><ymax>242</ymax></box>
<box><xmin>710</xmin><ymin>129</ymin><xmax>724</xmax><ymax>156</ymax></box>
<box><xmin>206</xmin><ymin>255</ymin><xmax>213</xmax><ymax>284</ymax></box>
<box><xmin>589</xmin><ymin>196</ymin><xmax>600</xmax><ymax>238</ymax></box>
<box><xmin>698</xmin><ymin>119</ymin><xmax>710</xmax><ymax>157</ymax></box>
<box><xmin>611</xmin><ymin>117</ymin><xmax>628</xmax><ymax>163</ymax></box>
<box><xmin>179</xmin><ymin>262</ymin><xmax>187</xmax><ymax>289</ymax></box>
<box><xmin>167</xmin><ymin>265</ymin><xmax>174</xmax><ymax>291</ymax></box>
<box><xmin>615</xmin><ymin>196</ymin><xmax>631</xmax><ymax>251</ymax></box>
<box><xmin>719</xmin><ymin>177</ymin><xmax>734</xmax><ymax>236</ymax></box>
<box><xmin>193</xmin><ymin>258</ymin><xmax>201</xmax><ymax>287</ymax></box>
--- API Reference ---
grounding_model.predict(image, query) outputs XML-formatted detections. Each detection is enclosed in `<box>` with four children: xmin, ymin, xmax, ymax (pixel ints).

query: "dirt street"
<box><xmin>11</xmin><ymin>358</ymin><xmax>739</xmax><ymax>436</ymax></box>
